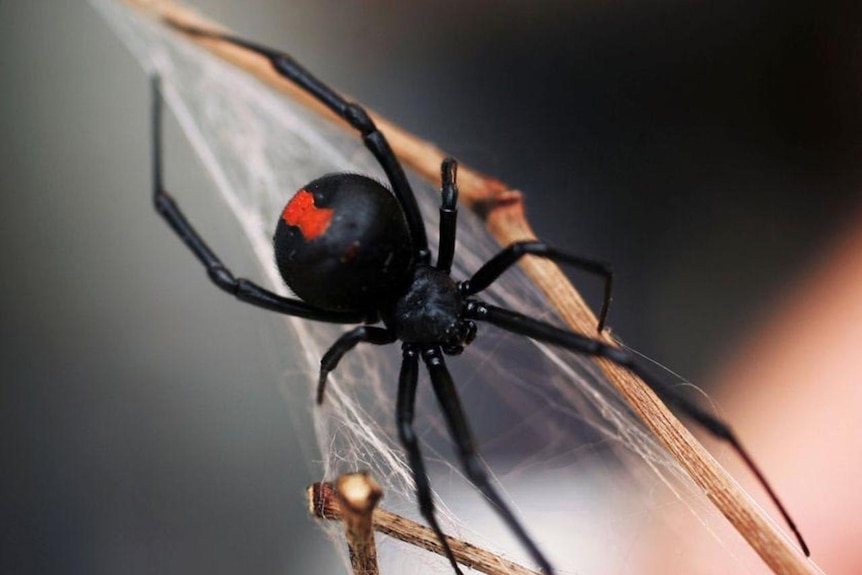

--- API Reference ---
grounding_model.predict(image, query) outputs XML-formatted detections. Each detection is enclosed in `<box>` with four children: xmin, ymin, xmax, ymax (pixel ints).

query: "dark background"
<box><xmin>2</xmin><ymin>1</ymin><xmax>859</xmax><ymax>574</ymax></box>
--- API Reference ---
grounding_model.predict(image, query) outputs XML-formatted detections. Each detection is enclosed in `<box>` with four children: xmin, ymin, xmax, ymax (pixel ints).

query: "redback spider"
<box><xmin>151</xmin><ymin>20</ymin><xmax>809</xmax><ymax>574</ymax></box>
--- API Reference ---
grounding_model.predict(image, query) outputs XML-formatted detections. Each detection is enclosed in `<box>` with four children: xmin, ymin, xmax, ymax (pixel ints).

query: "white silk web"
<box><xmin>91</xmin><ymin>2</ymin><xmax>774</xmax><ymax>573</ymax></box>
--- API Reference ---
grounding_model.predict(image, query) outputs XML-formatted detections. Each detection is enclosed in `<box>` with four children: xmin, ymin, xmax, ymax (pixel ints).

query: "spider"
<box><xmin>151</xmin><ymin>21</ymin><xmax>809</xmax><ymax>574</ymax></box>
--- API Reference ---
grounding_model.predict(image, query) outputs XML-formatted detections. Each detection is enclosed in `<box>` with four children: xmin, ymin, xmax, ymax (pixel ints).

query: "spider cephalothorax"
<box><xmin>151</xmin><ymin>20</ymin><xmax>810</xmax><ymax>575</ymax></box>
<box><xmin>380</xmin><ymin>264</ymin><xmax>476</xmax><ymax>353</ymax></box>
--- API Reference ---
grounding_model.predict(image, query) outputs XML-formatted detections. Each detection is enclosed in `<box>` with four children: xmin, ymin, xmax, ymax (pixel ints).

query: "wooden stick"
<box><xmin>116</xmin><ymin>2</ymin><xmax>817</xmax><ymax>573</ymax></box>
<box><xmin>333</xmin><ymin>473</ymin><xmax>382</xmax><ymax>575</ymax></box>
<box><xmin>309</xmin><ymin>480</ymin><xmax>540</xmax><ymax>575</ymax></box>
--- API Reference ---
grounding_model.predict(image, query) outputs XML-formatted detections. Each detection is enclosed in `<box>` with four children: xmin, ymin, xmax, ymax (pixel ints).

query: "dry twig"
<box><xmin>331</xmin><ymin>473</ymin><xmax>382</xmax><ymax>575</ymax></box>
<box><xmin>309</xmin><ymin>478</ymin><xmax>540</xmax><ymax>575</ymax></box>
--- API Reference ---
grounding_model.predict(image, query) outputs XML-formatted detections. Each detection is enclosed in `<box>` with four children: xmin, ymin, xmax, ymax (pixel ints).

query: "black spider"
<box><xmin>151</xmin><ymin>21</ymin><xmax>809</xmax><ymax>574</ymax></box>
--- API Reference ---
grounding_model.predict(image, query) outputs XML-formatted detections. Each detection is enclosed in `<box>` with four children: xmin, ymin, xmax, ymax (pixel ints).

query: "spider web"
<box><xmin>90</xmin><ymin>2</ymin><xmax>777</xmax><ymax>573</ymax></box>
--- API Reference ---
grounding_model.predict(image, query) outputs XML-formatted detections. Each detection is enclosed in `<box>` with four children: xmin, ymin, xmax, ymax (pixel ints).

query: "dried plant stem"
<box><xmin>119</xmin><ymin>2</ymin><xmax>817</xmax><ymax>573</ymax></box>
<box><xmin>309</xmin><ymin>479</ymin><xmax>540</xmax><ymax>575</ymax></box>
<box><xmin>332</xmin><ymin>473</ymin><xmax>382</xmax><ymax>575</ymax></box>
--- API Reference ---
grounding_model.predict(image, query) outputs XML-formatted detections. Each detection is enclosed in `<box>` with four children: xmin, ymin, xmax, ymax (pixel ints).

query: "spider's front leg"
<box><xmin>464</xmin><ymin>299</ymin><xmax>810</xmax><ymax>557</ymax></box>
<box><xmin>435</xmin><ymin>157</ymin><xmax>613</xmax><ymax>331</ymax></box>
<box><xmin>436</xmin><ymin>158</ymin><xmax>459</xmax><ymax>273</ymax></box>
<box><xmin>462</xmin><ymin>242</ymin><xmax>614</xmax><ymax>332</ymax></box>
<box><xmin>421</xmin><ymin>347</ymin><xmax>556</xmax><ymax>575</ymax></box>
<box><xmin>397</xmin><ymin>346</ymin><xmax>465</xmax><ymax>575</ymax></box>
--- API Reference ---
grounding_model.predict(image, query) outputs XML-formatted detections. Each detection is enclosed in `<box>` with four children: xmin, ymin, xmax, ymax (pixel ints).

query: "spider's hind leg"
<box><xmin>148</xmin><ymin>76</ymin><xmax>364</xmax><ymax>324</ymax></box>
<box><xmin>164</xmin><ymin>20</ymin><xmax>430</xmax><ymax>264</ymax></box>
<box><xmin>317</xmin><ymin>326</ymin><xmax>396</xmax><ymax>404</ymax></box>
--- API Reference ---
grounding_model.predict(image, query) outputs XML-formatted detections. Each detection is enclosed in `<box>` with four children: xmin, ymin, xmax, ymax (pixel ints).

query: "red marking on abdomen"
<box><xmin>282</xmin><ymin>190</ymin><xmax>334</xmax><ymax>240</ymax></box>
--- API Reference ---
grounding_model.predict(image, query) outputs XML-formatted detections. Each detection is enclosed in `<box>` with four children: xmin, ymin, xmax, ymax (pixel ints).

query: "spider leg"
<box><xmin>397</xmin><ymin>346</ymin><xmax>465</xmax><ymax>575</ymax></box>
<box><xmin>317</xmin><ymin>326</ymin><xmax>396</xmax><ymax>404</ymax></box>
<box><xmin>421</xmin><ymin>347</ymin><xmax>555</xmax><ymax>575</ymax></box>
<box><xmin>150</xmin><ymin>77</ymin><xmax>364</xmax><ymax>324</ymax></box>
<box><xmin>461</xmin><ymin>242</ymin><xmax>614</xmax><ymax>332</ymax></box>
<box><xmin>436</xmin><ymin>158</ymin><xmax>459</xmax><ymax>273</ymax></box>
<box><xmin>164</xmin><ymin>20</ymin><xmax>430</xmax><ymax>264</ymax></box>
<box><xmin>464</xmin><ymin>299</ymin><xmax>810</xmax><ymax>557</ymax></box>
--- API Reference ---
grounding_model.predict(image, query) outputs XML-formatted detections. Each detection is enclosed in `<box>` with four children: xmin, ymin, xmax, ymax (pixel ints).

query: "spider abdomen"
<box><xmin>274</xmin><ymin>173</ymin><xmax>414</xmax><ymax>313</ymax></box>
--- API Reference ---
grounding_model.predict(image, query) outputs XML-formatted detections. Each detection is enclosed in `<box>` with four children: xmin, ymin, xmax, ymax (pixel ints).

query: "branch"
<box><xmin>309</xmin><ymin>476</ymin><xmax>540</xmax><ymax>575</ymax></box>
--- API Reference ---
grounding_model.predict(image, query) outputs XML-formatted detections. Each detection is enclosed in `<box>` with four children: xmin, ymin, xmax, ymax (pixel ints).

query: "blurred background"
<box><xmin>2</xmin><ymin>1</ymin><xmax>859</xmax><ymax>574</ymax></box>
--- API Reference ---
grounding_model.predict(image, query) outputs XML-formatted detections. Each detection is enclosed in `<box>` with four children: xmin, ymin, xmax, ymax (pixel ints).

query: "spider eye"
<box><xmin>273</xmin><ymin>173</ymin><xmax>414</xmax><ymax>313</ymax></box>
